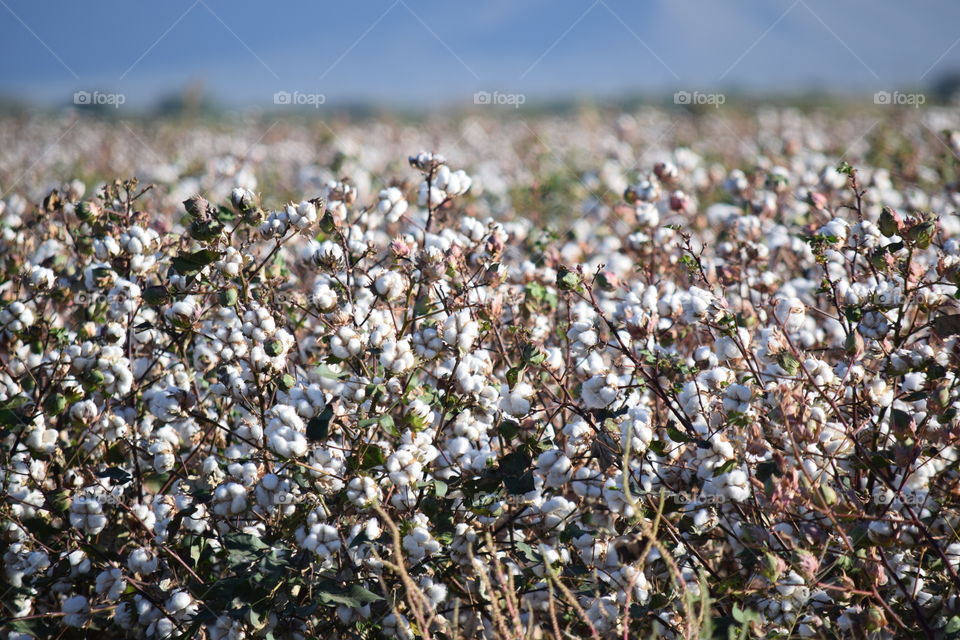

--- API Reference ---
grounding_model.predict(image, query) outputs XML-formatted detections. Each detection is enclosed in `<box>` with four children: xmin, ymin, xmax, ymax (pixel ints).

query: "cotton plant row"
<box><xmin>5</xmin><ymin>107</ymin><xmax>960</xmax><ymax>225</ymax></box>
<box><xmin>1</xmin><ymin>115</ymin><xmax>960</xmax><ymax>640</ymax></box>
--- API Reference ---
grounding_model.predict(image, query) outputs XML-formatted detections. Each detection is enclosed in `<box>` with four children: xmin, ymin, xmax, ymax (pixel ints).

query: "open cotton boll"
<box><xmin>0</xmin><ymin>301</ymin><xmax>34</xmax><ymax>335</ymax></box>
<box><xmin>301</xmin><ymin>523</ymin><xmax>341</xmax><ymax>559</ymax></box>
<box><xmin>95</xmin><ymin>568</ymin><xmax>126</xmax><ymax>601</ymax></box>
<box><xmin>537</xmin><ymin>449</ymin><xmax>573</xmax><ymax>487</ymax></box>
<box><xmin>817</xmin><ymin>218</ymin><xmax>849</xmax><ymax>244</ymax></box>
<box><xmin>500</xmin><ymin>382</ymin><xmax>534</xmax><ymax>417</ymax></box>
<box><xmin>211</xmin><ymin>482</ymin><xmax>248</xmax><ymax>516</ymax></box>
<box><xmin>378</xmin><ymin>186</ymin><xmax>409</xmax><ymax>223</ymax></box>
<box><xmin>62</xmin><ymin>595</ymin><xmax>89</xmax><ymax>628</ymax></box>
<box><xmin>379</xmin><ymin>339</ymin><xmax>415</xmax><ymax>374</ymax></box>
<box><xmin>346</xmin><ymin>476</ymin><xmax>381</xmax><ymax>507</ymax></box>
<box><xmin>722</xmin><ymin>383</ymin><xmax>752</xmax><ymax>413</ymax></box>
<box><xmin>581</xmin><ymin>373</ymin><xmax>620</xmax><ymax>409</ymax></box>
<box><xmin>127</xmin><ymin>547</ymin><xmax>159</xmax><ymax>575</ymax></box>
<box><xmin>265</xmin><ymin>404</ymin><xmax>309</xmax><ymax>458</ymax></box>
<box><xmin>23</xmin><ymin>264</ymin><xmax>55</xmax><ymax>290</ymax></box>
<box><xmin>442</xmin><ymin>309</ymin><xmax>479</xmax><ymax>352</ymax></box>
<box><xmin>774</xmin><ymin>297</ymin><xmax>806</xmax><ymax>332</ymax></box>
<box><xmin>418</xmin><ymin>183</ymin><xmax>447</xmax><ymax>208</ymax></box>
<box><xmin>165</xmin><ymin>590</ymin><xmax>198</xmax><ymax>620</ymax></box>
<box><xmin>69</xmin><ymin>494</ymin><xmax>108</xmax><ymax>534</ymax></box>
<box><xmin>402</xmin><ymin>518</ymin><xmax>441</xmax><ymax>560</ymax></box>
<box><xmin>372</xmin><ymin>269</ymin><xmax>407</xmax><ymax>301</ymax></box>
<box><xmin>385</xmin><ymin>446</ymin><xmax>423</xmax><ymax>486</ymax></box>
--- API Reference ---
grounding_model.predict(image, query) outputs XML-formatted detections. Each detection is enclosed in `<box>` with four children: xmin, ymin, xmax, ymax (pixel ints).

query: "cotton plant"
<box><xmin>1</xmin><ymin>111</ymin><xmax>960</xmax><ymax>640</ymax></box>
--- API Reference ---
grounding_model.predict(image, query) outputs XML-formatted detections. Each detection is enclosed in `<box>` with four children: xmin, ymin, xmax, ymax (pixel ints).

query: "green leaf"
<box><xmin>890</xmin><ymin>408</ymin><xmax>913</xmax><ymax>430</ymax></box>
<box><xmin>506</xmin><ymin>365</ymin><xmax>524</xmax><ymax>389</ymax></box>
<box><xmin>171</xmin><ymin>249</ymin><xmax>222</xmax><ymax>275</ymax></box>
<box><xmin>713</xmin><ymin>459</ymin><xmax>738</xmax><ymax>477</ymax></box>
<box><xmin>755</xmin><ymin>461</ymin><xmax>779</xmax><ymax>482</ymax></box>
<box><xmin>348</xmin><ymin>444</ymin><xmax>386</xmax><ymax>471</ymax></box>
<box><xmin>0</xmin><ymin>395</ymin><xmax>30</xmax><ymax>428</ymax></box>
<box><xmin>521</xmin><ymin>343</ymin><xmax>547</xmax><ymax>365</ymax></box>
<box><xmin>556</xmin><ymin>265</ymin><xmax>581</xmax><ymax>291</ymax></box>
<box><xmin>525</xmin><ymin>282</ymin><xmax>546</xmax><ymax>302</ymax></box>
<box><xmin>306</xmin><ymin>405</ymin><xmax>334</xmax><ymax>441</ymax></box>
<box><xmin>379</xmin><ymin>414</ymin><xmax>399</xmax><ymax>437</ymax></box>
<box><xmin>315</xmin><ymin>364</ymin><xmax>348</xmax><ymax>380</ymax></box>
<box><xmin>776</xmin><ymin>352</ymin><xmax>800</xmax><ymax>376</ymax></box>
<box><xmin>216</xmin><ymin>205</ymin><xmax>237</xmax><ymax>223</ymax></box>
<box><xmin>318</xmin><ymin>584</ymin><xmax>383</xmax><ymax>607</ymax></box>
<box><xmin>95</xmin><ymin>467</ymin><xmax>132</xmax><ymax>484</ymax></box>
<box><xmin>945</xmin><ymin>616</ymin><xmax>960</xmax><ymax>634</ymax></box>
<box><xmin>559</xmin><ymin>522</ymin><xmax>590</xmax><ymax>543</ymax></box>
<box><xmin>648</xmin><ymin>440</ymin><xmax>667</xmax><ymax>456</ymax></box>
<box><xmin>223</xmin><ymin>532</ymin><xmax>269</xmax><ymax>552</ymax></box>
<box><xmin>666</xmin><ymin>426</ymin><xmax>693</xmax><ymax>443</ymax></box>
<box><xmin>499</xmin><ymin>449</ymin><xmax>534</xmax><ymax>495</ymax></box>
<box><xmin>514</xmin><ymin>541</ymin><xmax>538</xmax><ymax>563</ymax></box>
<box><xmin>934</xmin><ymin>314</ymin><xmax>960</xmax><ymax>338</ymax></box>
<box><xmin>498</xmin><ymin>420</ymin><xmax>521</xmax><ymax>441</ymax></box>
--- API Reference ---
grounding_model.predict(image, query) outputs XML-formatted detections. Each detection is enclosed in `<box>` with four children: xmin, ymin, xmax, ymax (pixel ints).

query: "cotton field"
<box><xmin>2</xmin><ymin>106</ymin><xmax>960</xmax><ymax>639</ymax></box>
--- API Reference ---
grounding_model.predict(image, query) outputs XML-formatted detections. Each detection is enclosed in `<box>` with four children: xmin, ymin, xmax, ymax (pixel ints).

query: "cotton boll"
<box><xmin>378</xmin><ymin>187</ymin><xmax>409</xmax><ymax>223</ymax></box>
<box><xmin>0</xmin><ymin>301</ymin><xmax>34</xmax><ymax>336</ymax></box>
<box><xmin>581</xmin><ymin>373</ymin><xmax>620</xmax><ymax>409</ymax></box>
<box><xmin>774</xmin><ymin>297</ymin><xmax>805</xmax><ymax>332</ymax></box>
<box><xmin>901</xmin><ymin>372</ymin><xmax>926</xmax><ymax>393</ymax></box>
<box><xmin>372</xmin><ymin>269</ymin><xmax>407</xmax><ymax>301</ymax></box>
<box><xmin>311</xmin><ymin>282</ymin><xmax>338</xmax><ymax>312</ymax></box>
<box><xmin>62</xmin><ymin>595</ymin><xmax>89</xmax><ymax>628</ymax></box>
<box><xmin>24</xmin><ymin>415</ymin><xmax>58</xmax><ymax>453</ymax></box>
<box><xmin>385</xmin><ymin>446</ymin><xmax>423</xmax><ymax>486</ymax></box>
<box><xmin>212</xmin><ymin>482</ymin><xmax>248</xmax><ymax>516</ymax></box>
<box><xmin>347</xmin><ymin>476</ymin><xmax>381</xmax><ymax>507</ymax></box>
<box><xmin>723</xmin><ymin>383</ymin><xmax>752</xmax><ymax>413</ymax></box>
<box><xmin>301</xmin><ymin>523</ymin><xmax>341</xmax><ymax>559</ymax></box>
<box><xmin>402</xmin><ymin>523</ymin><xmax>441</xmax><ymax>560</ymax></box>
<box><xmin>265</xmin><ymin>404</ymin><xmax>309</xmax><ymax>458</ymax></box>
<box><xmin>127</xmin><ymin>547</ymin><xmax>159</xmax><ymax>575</ymax></box>
<box><xmin>420</xmin><ymin>576</ymin><xmax>448</xmax><ymax>606</ymax></box>
<box><xmin>500</xmin><ymin>382</ymin><xmax>534</xmax><ymax>417</ymax></box>
<box><xmin>536</xmin><ymin>449</ymin><xmax>573</xmax><ymax>487</ymax></box>
<box><xmin>69</xmin><ymin>494</ymin><xmax>108</xmax><ymax>534</ymax></box>
<box><xmin>165</xmin><ymin>590</ymin><xmax>198</xmax><ymax>620</ymax></box>
<box><xmin>24</xmin><ymin>264</ymin><xmax>56</xmax><ymax>290</ymax></box>
<box><xmin>567</xmin><ymin>320</ymin><xmax>599</xmax><ymax>349</ymax></box>
<box><xmin>95</xmin><ymin>567</ymin><xmax>126</xmax><ymax>601</ymax></box>
<box><xmin>419</xmin><ymin>183</ymin><xmax>447</xmax><ymax>208</ymax></box>
<box><xmin>443</xmin><ymin>309</ymin><xmax>479</xmax><ymax>352</ymax></box>
<box><xmin>379</xmin><ymin>339</ymin><xmax>415</xmax><ymax>374</ymax></box>
<box><xmin>331</xmin><ymin>325</ymin><xmax>365</xmax><ymax>359</ymax></box>
<box><xmin>817</xmin><ymin>218</ymin><xmax>849</xmax><ymax>244</ymax></box>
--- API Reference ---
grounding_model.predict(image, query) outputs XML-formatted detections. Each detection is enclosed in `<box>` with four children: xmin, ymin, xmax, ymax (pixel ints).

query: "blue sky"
<box><xmin>1</xmin><ymin>0</ymin><xmax>959</xmax><ymax>108</ymax></box>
